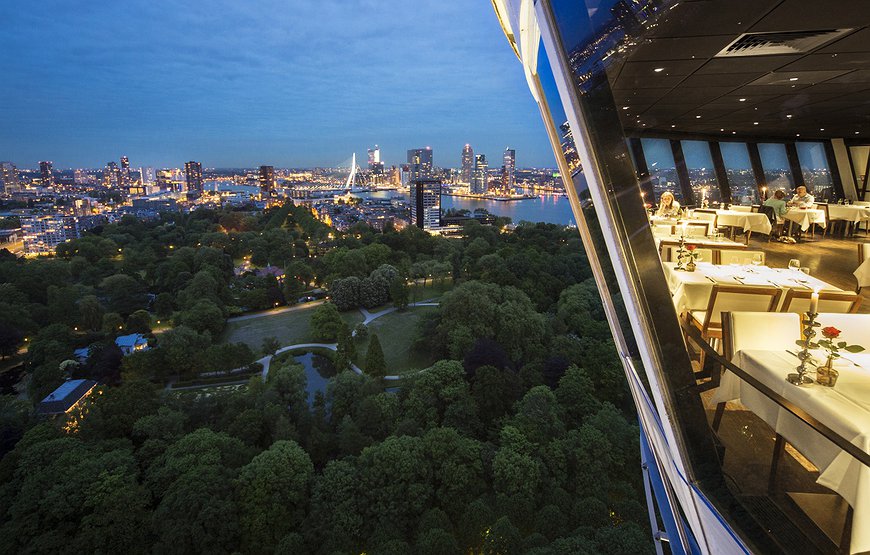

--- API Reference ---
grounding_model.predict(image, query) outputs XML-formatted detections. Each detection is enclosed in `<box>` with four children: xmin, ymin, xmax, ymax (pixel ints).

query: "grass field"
<box><xmin>221</xmin><ymin>303</ymin><xmax>362</xmax><ymax>352</ymax></box>
<box><xmin>354</xmin><ymin>306</ymin><xmax>439</xmax><ymax>376</ymax></box>
<box><xmin>408</xmin><ymin>279</ymin><xmax>454</xmax><ymax>304</ymax></box>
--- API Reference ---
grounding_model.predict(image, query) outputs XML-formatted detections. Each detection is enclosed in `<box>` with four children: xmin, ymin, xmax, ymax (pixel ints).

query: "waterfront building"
<box><xmin>502</xmin><ymin>148</ymin><xmax>516</xmax><ymax>189</ymax></box>
<box><xmin>39</xmin><ymin>161</ymin><xmax>53</xmax><ymax>187</ymax></box>
<box><xmin>461</xmin><ymin>144</ymin><xmax>474</xmax><ymax>184</ymax></box>
<box><xmin>0</xmin><ymin>162</ymin><xmax>19</xmax><ymax>194</ymax></box>
<box><xmin>410</xmin><ymin>178</ymin><xmax>441</xmax><ymax>230</ymax></box>
<box><xmin>471</xmin><ymin>154</ymin><xmax>488</xmax><ymax>194</ymax></box>
<box><xmin>184</xmin><ymin>161</ymin><xmax>203</xmax><ymax>194</ymax></box>
<box><xmin>407</xmin><ymin>147</ymin><xmax>433</xmax><ymax>182</ymax></box>
<box><xmin>259</xmin><ymin>165</ymin><xmax>276</xmax><ymax>195</ymax></box>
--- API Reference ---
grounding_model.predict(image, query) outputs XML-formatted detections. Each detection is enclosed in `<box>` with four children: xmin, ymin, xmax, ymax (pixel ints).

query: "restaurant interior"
<box><xmin>616</xmin><ymin>3</ymin><xmax>870</xmax><ymax>553</ymax></box>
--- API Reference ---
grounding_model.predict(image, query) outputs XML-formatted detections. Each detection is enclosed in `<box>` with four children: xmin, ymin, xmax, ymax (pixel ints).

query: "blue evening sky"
<box><xmin>0</xmin><ymin>0</ymin><xmax>554</xmax><ymax>170</ymax></box>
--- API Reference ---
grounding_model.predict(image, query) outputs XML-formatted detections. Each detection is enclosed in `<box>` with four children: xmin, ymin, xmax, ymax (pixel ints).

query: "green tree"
<box><xmin>261</xmin><ymin>336</ymin><xmax>280</xmax><ymax>356</ymax></box>
<box><xmin>100</xmin><ymin>274</ymin><xmax>146</xmax><ymax>315</ymax></box>
<box><xmin>389</xmin><ymin>276</ymin><xmax>409</xmax><ymax>310</ymax></box>
<box><xmin>364</xmin><ymin>334</ymin><xmax>386</xmax><ymax>377</ymax></box>
<box><xmin>310</xmin><ymin>302</ymin><xmax>344</xmax><ymax>342</ymax></box>
<box><xmin>175</xmin><ymin>299</ymin><xmax>225</xmax><ymax>337</ymax></box>
<box><xmin>126</xmin><ymin>309</ymin><xmax>152</xmax><ymax>334</ymax></box>
<box><xmin>102</xmin><ymin>312</ymin><xmax>125</xmax><ymax>334</ymax></box>
<box><xmin>78</xmin><ymin>295</ymin><xmax>105</xmax><ymax>331</ymax></box>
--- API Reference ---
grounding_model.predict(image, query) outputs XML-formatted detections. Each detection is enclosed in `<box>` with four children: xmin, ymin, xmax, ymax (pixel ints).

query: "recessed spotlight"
<box><xmin>856</xmin><ymin>131</ymin><xmax>861</xmax><ymax>135</ymax></box>
<box><xmin>622</xmin><ymin>106</ymin><xmax>629</xmax><ymax>110</ymax></box>
<box><xmin>732</xmin><ymin>131</ymin><xmax>737</xmax><ymax>135</ymax></box>
<box><xmin>696</xmin><ymin>115</ymin><xmax>702</xmax><ymax>119</ymax></box>
<box><xmin>720</xmin><ymin>128</ymin><xmax>725</xmax><ymax>132</ymax></box>
<box><xmin>739</xmin><ymin>98</ymin><xmax>747</xmax><ymax>102</ymax></box>
<box><xmin>786</xmin><ymin>114</ymin><xmax>793</xmax><ymax>118</ymax></box>
<box><xmin>789</xmin><ymin>77</ymin><xmax>799</xmax><ymax>81</ymax></box>
<box><xmin>820</xmin><ymin>128</ymin><xmax>825</xmax><ymax>131</ymax></box>
<box><xmin>796</xmin><ymin>133</ymin><xmax>801</xmax><ymax>137</ymax></box>
<box><xmin>753</xmin><ymin>122</ymin><xmax>759</xmax><ymax>125</ymax></box>
<box><xmin>654</xmin><ymin>67</ymin><xmax>664</xmax><ymax>72</ymax></box>
<box><xmin>670</xmin><ymin>124</ymin><xmax>676</xmax><ymax>128</ymax></box>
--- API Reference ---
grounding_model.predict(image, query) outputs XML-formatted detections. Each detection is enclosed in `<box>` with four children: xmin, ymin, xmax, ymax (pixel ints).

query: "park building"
<box><xmin>493</xmin><ymin>1</ymin><xmax>870</xmax><ymax>554</ymax></box>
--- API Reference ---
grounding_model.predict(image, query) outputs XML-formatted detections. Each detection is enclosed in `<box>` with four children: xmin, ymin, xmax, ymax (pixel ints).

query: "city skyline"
<box><xmin>0</xmin><ymin>0</ymin><xmax>554</xmax><ymax>169</ymax></box>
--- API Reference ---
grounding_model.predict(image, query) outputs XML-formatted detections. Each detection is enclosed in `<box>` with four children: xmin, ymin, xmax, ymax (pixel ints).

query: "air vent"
<box><xmin>715</xmin><ymin>29</ymin><xmax>852</xmax><ymax>57</ymax></box>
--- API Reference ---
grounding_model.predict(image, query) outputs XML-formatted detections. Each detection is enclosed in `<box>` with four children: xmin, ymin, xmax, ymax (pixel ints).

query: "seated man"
<box><xmin>788</xmin><ymin>185</ymin><xmax>814</xmax><ymax>208</ymax></box>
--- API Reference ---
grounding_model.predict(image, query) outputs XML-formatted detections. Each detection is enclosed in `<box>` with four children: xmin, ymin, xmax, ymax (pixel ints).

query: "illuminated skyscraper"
<box><xmin>120</xmin><ymin>156</ymin><xmax>132</xmax><ymax>188</ymax></box>
<box><xmin>141</xmin><ymin>166</ymin><xmax>156</xmax><ymax>186</ymax></box>
<box><xmin>407</xmin><ymin>147</ymin><xmax>433</xmax><ymax>182</ymax></box>
<box><xmin>367</xmin><ymin>145</ymin><xmax>381</xmax><ymax>168</ymax></box>
<box><xmin>502</xmin><ymin>148</ymin><xmax>516</xmax><ymax>189</ymax></box>
<box><xmin>0</xmin><ymin>162</ymin><xmax>19</xmax><ymax>194</ymax></box>
<box><xmin>184</xmin><ymin>161</ymin><xmax>203</xmax><ymax>193</ymax></box>
<box><xmin>368</xmin><ymin>145</ymin><xmax>384</xmax><ymax>184</ymax></box>
<box><xmin>471</xmin><ymin>154</ymin><xmax>488</xmax><ymax>194</ymax></box>
<box><xmin>461</xmin><ymin>144</ymin><xmax>474</xmax><ymax>184</ymax></box>
<box><xmin>39</xmin><ymin>161</ymin><xmax>53</xmax><ymax>187</ymax></box>
<box><xmin>103</xmin><ymin>161</ymin><xmax>120</xmax><ymax>188</ymax></box>
<box><xmin>410</xmin><ymin>178</ymin><xmax>441</xmax><ymax>230</ymax></box>
<box><xmin>259</xmin><ymin>165</ymin><xmax>276</xmax><ymax>195</ymax></box>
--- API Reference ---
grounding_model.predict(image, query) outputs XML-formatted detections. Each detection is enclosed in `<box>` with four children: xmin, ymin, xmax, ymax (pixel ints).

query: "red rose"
<box><xmin>822</xmin><ymin>326</ymin><xmax>841</xmax><ymax>339</ymax></box>
<box><xmin>686</xmin><ymin>244</ymin><xmax>697</xmax><ymax>251</ymax></box>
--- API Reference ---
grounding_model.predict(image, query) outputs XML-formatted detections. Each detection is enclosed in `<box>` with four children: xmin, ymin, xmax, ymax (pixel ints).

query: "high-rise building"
<box><xmin>39</xmin><ymin>161</ymin><xmax>53</xmax><ymax>187</ymax></box>
<box><xmin>259</xmin><ymin>165</ymin><xmax>276</xmax><ymax>195</ymax></box>
<box><xmin>103</xmin><ymin>161</ymin><xmax>120</xmax><ymax>188</ymax></box>
<box><xmin>156</xmin><ymin>169</ymin><xmax>173</xmax><ymax>190</ymax></box>
<box><xmin>0</xmin><ymin>162</ymin><xmax>19</xmax><ymax>194</ymax></box>
<box><xmin>184</xmin><ymin>161</ymin><xmax>203</xmax><ymax>193</ymax></box>
<box><xmin>410</xmin><ymin>178</ymin><xmax>441</xmax><ymax>230</ymax></box>
<box><xmin>461</xmin><ymin>144</ymin><xmax>474</xmax><ymax>184</ymax></box>
<box><xmin>141</xmin><ymin>166</ymin><xmax>156</xmax><ymax>186</ymax></box>
<box><xmin>407</xmin><ymin>147</ymin><xmax>433</xmax><ymax>183</ymax></box>
<box><xmin>471</xmin><ymin>154</ymin><xmax>488</xmax><ymax>194</ymax></box>
<box><xmin>120</xmin><ymin>156</ymin><xmax>132</xmax><ymax>188</ymax></box>
<box><xmin>20</xmin><ymin>215</ymin><xmax>97</xmax><ymax>256</ymax></box>
<box><xmin>502</xmin><ymin>148</ymin><xmax>516</xmax><ymax>189</ymax></box>
<box><xmin>367</xmin><ymin>145</ymin><xmax>381</xmax><ymax>168</ymax></box>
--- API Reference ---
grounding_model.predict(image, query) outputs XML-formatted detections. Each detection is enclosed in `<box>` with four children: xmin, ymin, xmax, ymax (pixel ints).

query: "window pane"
<box><xmin>758</xmin><ymin>143</ymin><xmax>794</xmax><ymax>191</ymax></box>
<box><xmin>796</xmin><ymin>142</ymin><xmax>834</xmax><ymax>201</ymax></box>
<box><xmin>681</xmin><ymin>140</ymin><xmax>720</xmax><ymax>204</ymax></box>
<box><xmin>720</xmin><ymin>142</ymin><xmax>758</xmax><ymax>204</ymax></box>
<box><xmin>641</xmin><ymin>138</ymin><xmax>681</xmax><ymax>205</ymax></box>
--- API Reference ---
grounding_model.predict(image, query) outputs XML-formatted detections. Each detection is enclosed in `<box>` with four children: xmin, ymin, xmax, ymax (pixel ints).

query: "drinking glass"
<box><xmin>788</xmin><ymin>259</ymin><xmax>801</xmax><ymax>271</ymax></box>
<box><xmin>799</xmin><ymin>267</ymin><xmax>811</xmax><ymax>275</ymax></box>
<box><xmin>751</xmin><ymin>253</ymin><xmax>763</xmax><ymax>266</ymax></box>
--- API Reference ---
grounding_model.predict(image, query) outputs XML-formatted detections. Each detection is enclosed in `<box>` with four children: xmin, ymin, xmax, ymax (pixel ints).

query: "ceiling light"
<box><xmin>670</xmin><ymin>125</ymin><xmax>676</xmax><ymax>128</ymax></box>
<box><xmin>753</xmin><ymin>122</ymin><xmax>759</xmax><ymax>125</ymax></box>
<box><xmin>796</xmin><ymin>133</ymin><xmax>800</xmax><ymax>137</ymax></box>
<box><xmin>720</xmin><ymin>128</ymin><xmax>725</xmax><ymax>132</ymax></box>
<box><xmin>739</xmin><ymin>98</ymin><xmax>747</xmax><ymax>102</ymax></box>
<box><xmin>786</xmin><ymin>114</ymin><xmax>793</xmax><ymax>118</ymax></box>
<box><xmin>732</xmin><ymin>131</ymin><xmax>737</xmax><ymax>134</ymax></box>
<box><xmin>654</xmin><ymin>67</ymin><xmax>664</xmax><ymax>72</ymax></box>
<box><xmin>789</xmin><ymin>77</ymin><xmax>799</xmax><ymax>81</ymax></box>
<box><xmin>856</xmin><ymin>131</ymin><xmax>861</xmax><ymax>135</ymax></box>
<box><xmin>696</xmin><ymin>115</ymin><xmax>702</xmax><ymax>119</ymax></box>
<box><xmin>820</xmin><ymin>128</ymin><xmax>825</xmax><ymax>131</ymax></box>
<box><xmin>622</xmin><ymin>106</ymin><xmax>629</xmax><ymax>110</ymax></box>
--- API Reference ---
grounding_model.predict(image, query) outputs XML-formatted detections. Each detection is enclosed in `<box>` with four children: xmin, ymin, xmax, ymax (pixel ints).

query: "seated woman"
<box><xmin>656</xmin><ymin>191</ymin><xmax>681</xmax><ymax>217</ymax></box>
<box><xmin>763</xmin><ymin>189</ymin><xmax>788</xmax><ymax>237</ymax></box>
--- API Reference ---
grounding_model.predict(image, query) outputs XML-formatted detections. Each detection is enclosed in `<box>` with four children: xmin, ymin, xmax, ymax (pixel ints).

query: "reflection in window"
<box><xmin>720</xmin><ymin>142</ymin><xmax>758</xmax><ymax>204</ymax></box>
<box><xmin>796</xmin><ymin>142</ymin><xmax>834</xmax><ymax>200</ymax></box>
<box><xmin>681</xmin><ymin>140</ymin><xmax>720</xmax><ymax>205</ymax></box>
<box><xmin>758</xmin><ymin>143</ymin><xmax>794</xmax><ymax>192</ymax></box>
<box><xmin>641</xmin><ymin>138</ymin><xmax>681</xmax><ymax>204</ymax></box>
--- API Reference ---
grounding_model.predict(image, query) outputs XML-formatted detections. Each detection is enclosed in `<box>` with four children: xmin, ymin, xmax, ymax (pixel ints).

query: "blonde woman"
<box><xmin>656</xmin><ymin>191</ymin><xmax>681</xmax><ymax>217</ymax></box>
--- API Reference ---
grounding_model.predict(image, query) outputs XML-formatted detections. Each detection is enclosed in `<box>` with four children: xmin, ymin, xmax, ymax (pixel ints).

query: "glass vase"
<box><xmin>816</xmin><ymin>355</ymin><xmax>839</xmax><ymax>387</ymax></box>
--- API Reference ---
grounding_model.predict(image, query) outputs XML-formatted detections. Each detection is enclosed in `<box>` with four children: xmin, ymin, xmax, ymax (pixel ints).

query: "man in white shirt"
<box><xmin>788</xmin><ymin>185</ymin><xmax>814</xmax><ymax>208</ymax></box>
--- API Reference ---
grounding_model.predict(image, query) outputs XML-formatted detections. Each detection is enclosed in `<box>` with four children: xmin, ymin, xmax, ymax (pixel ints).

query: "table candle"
<box><xmin>809</xmin><ymin>288</ymin><xmax>819</xmax><ymax>314</ymax></box>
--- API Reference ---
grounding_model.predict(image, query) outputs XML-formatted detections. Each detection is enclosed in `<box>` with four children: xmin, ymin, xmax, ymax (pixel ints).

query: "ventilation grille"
<box><xmin>715</xmin><ymin>29</ymin><xmax>852</xmax><ymax>57</ymax></box>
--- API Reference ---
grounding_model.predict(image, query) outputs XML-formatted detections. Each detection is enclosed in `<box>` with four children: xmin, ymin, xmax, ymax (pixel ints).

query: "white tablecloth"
<box><xmin>715</xmin><ymin>210</ymin><xmax>773</xmax><ymax>235</ymax></box>
<box><xmin>713</xmin><ymin>350</ymin><xmax>870</xmax><ymax>554</ymax></box>
<box><xmin>827</xmin><ymin>204</ymin><xmax>870</xmax><ymax>224</ymax></box>
<box><xmin>663</xmin><ymin>262</ymin><xmax>842</xmax><ymax>313</ymax></box>
<box><xmin>856</xmin><ymin>258</ymin><xmax>870</xmax><ymax>288</ymax></box>
<box><xmin>785</xmin><ymin>208</ymin><xmax>826</xmax><ymax>231</ymax></box>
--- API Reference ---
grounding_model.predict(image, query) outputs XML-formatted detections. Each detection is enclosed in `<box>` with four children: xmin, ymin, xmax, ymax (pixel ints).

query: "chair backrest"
<box><xmin>693</xmin><ymin>210</ymin><xmax>718</xmax><ymax>226</ymax></box>
<box><xmin>757</xmin><ymin>204</ymin><xmax>777</xmax><ymax>225</ymax></box>
<box><xmin>814</xmin><ymin>202</ymin><xmax>830</xmax><ymax>220</ymax></box>
<box><xmin>750</xmin><ymin>204</ymin><xmax>761</xmax><ymax>213</ymax></box>
<box><xmin>684</xmin><ymin>222</ymin><xmax>710</xmax><ymax>237</ymax></box>
<box><xmin>814</xmin><ymin>313</ymin><xmax>870</xmax><ymax>348</ymax></box>
<box><xmin>780</xmin><ymin>289</ymin><xmax>862</xmax><ymax>314</ymax></box>
<box><xmin>703</xmin><ymin>285</ymin><xmax>782</xmax><ymax>331</ymax></box>
<box><xmin>859</xmin><ymin>243</ymin><xmax>870</xmax><ymax>265</ymax></box>
<box><xmin>723</xmin><ymin>311</ymin><xmax>801</xmax><ymax>361</ymax></box>
<box><xmin>730</xmin><ymin>205</ymin><xmax>753</xmax><ymax>212</ymax></box>
<box><xmin>653</xmin><ymin>224</ymin><xmax>674</xmax><ymax>235</ymax></box>
<box><xmin>719</xmin><ymin>250</ymin><xmax>766</xmax><ymax>266</ymax></box>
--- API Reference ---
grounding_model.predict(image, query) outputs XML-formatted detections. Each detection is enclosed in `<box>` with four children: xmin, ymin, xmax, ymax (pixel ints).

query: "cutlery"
<box><xmin>705</xmin><ymin>276</ymin><xmax>717</xmax><ymax>283</ymax></box>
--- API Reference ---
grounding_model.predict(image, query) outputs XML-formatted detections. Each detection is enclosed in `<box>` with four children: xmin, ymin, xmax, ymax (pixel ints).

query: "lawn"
<box><xmin>221</xmin><ymin>303</ymin><xmax>362</xmax><ymax>352</ymax></box>
<box><xmin>408</xmin><ymin>278</ymin><xmax>454</xmax><ymax>304</ymax></box>
<box><xmin>354</xmin><ymin>306</ymin><xmax>439</xmax><ymax>376</ymax></box>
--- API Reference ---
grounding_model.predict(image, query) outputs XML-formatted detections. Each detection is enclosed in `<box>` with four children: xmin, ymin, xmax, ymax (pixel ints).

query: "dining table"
<box><xmin>713</xmin><ymin>349</ymin><xmax>870</xmax><ymax>554</ymax></box>
<box><xmin>713</xmin><ymin>209</ymin><xmax>773</xmax><ymax>236</ymax></box>
<box><xmin>785</xmin><ymin>207</ymin><xmax>827</xmax><ymax>232</ymax></box>
<box><xmin>662</xmin><ymin>262</ymin><xmax>842</xmax><ymax>313</ymax></box>
<box><xmin>827</xmin><ymin>204</ymin><xmax>870</xmax><ymax>224</ymax></box>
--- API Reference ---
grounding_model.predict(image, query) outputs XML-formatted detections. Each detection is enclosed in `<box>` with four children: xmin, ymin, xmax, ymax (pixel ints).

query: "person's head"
<box><xmin>660</xmin><ymin>191</ymin><xmax>675</xmax><ymax>207</ymax></box>
<box><xmin>796</xmin><ymin>185</ymin><xmax>807</xmax><ymax>196</ymax></box>
<box><xmin>774</xmin><ymin>189</ymin><xmax>785</xmax><ymax>200</ymax></box>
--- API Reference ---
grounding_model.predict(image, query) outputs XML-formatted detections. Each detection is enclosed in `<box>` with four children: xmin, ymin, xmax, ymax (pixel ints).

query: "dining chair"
<box><xmin>719</xmin><ymin>250</ymin><xmax>765</xmax><ymax>266</ymax></box>
<box><xmin>689</xmin><ymin>285</ymin><xmax>783</xmax><ymax>341</ymax></box>
<box><xmin>814</xmin><ymin>203</ymin><xmax>832</xmax><ymax>236</ymax></box>
<box><xmin>684</xmin><ymin>222</ymin><xmax>710</xmax><ymax>237</ymax></box>
<box><xmin>779</xmin><ymin>289</ymin><xmax>862</xmax><ymax>314</ymax></box>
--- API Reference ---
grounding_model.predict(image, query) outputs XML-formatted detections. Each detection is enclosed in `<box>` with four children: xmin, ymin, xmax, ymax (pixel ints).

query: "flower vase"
<box><xmin>685</xmin><ymin>257</ymin><xmax>696</xmax><ymax>272</ymax></box>
<box><xmin>816</xmin><ymin>355</ymin><xmax>839</xmax><ymax>387</ymax></box>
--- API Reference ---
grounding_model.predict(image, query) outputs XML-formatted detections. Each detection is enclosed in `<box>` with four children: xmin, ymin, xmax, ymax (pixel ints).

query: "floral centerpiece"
<box><xmin>683</xmin><ymin>244</ymin><xmax>699</xmax><ymax>272</ymax></box>
<box><xmin>814</xmin><ymin>326</ymin><xmax>865</xmax><ymax>387</ymax></box>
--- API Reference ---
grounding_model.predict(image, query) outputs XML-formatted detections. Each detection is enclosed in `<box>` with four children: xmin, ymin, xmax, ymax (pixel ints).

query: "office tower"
<box><xmin>410</xmin><ymin>178</ymin><xmax>441</xmax><ymax>230</ymax></box>
<box><xmin>0</xmin><ymin>162</ymin><xmax>19</xmax><ymax>194</ymax></box>
<box><xmin>502</xmin><ymin>148</ymin><xmax>516</xmax><ymax>189</ymax></box>
<box><xmin>156</xmin><ymin>169</ymin><xmax>172</xmax><ymax>190</ymax></box>
<box><xmin>184</xmin><ymin>161</ymin><xmax>203</xmax><ymax>193</ymax></box>
<box><xmin>388</xmin><ymin>166</ymin><xmax>401</xmax><ymax>187</ymax></box>
<box><xmin>460</xmin><ymin>144</ymin><xmax>474</xmax><ymax>184</ymax></box>
<box><xmin>259</xmin><ymin>165</ymin><xmax>276</xmax><ymax>195</ymax></box>
<box><xmin>39</xmin><ymin>161</ymin><xmax>53</xmax><ymax>187</ymax></box>
<box><xmin>407</xmin><ymin>147</ymin><xmax>433</xmax><ymax>182</ymax></box>
<box><xmin>367</xmin><ymin>145</ymin><xmax>381</xmax><ymax>168</ymax></box>
<box><xmin>120</xmin><ymin>156</ymin><xmax>132</xmax><ymax>188</ymax></box>
<box><xmin>141</xmin><ymin>166</ymin><xmax>155</xmax><ymax>185</ymax></box>
<box><xmin>491</xmin><ymin>1</ymin><xmax>869</xmax><ymax>552</ymax></box>
<box><xmin>103</xmin><ymin>161</ymin><xmax>120</xmax><ymax>188</ymax></box>
<box><xmin>471</xmin><ymin>154</ymin><xmax>488</xmax><ymax>194</ymax></box>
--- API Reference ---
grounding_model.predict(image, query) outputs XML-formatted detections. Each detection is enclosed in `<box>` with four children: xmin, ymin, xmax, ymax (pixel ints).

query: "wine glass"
<box><xmin>751</xmin><ymin>253</ymin><xmax>764</xmax><ymax>267</ymax></box>
<box><xmin>788</xmin><ymin>259</ymin><xmax>801</xmax><ymax>271</ymax></box>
